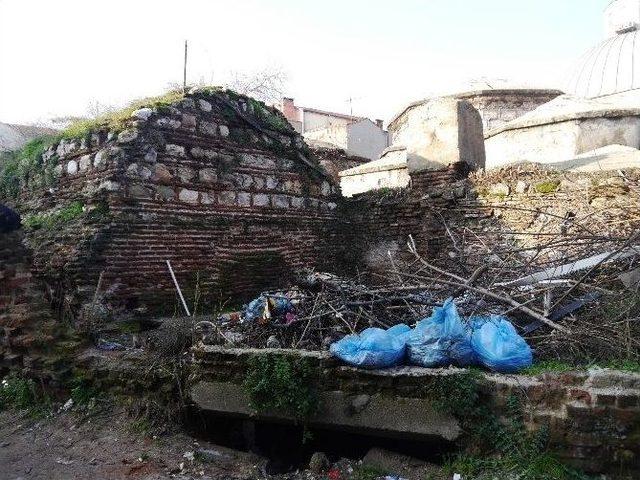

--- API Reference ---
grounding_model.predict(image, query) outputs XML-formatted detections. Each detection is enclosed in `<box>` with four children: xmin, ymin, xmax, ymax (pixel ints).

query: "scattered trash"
<box><xmin>329</xmin><ymin>324</ymin><xmax>411</xmax><ymax>369</ymax></box>
<box><xmin>242</xmin><ymin>294</ymin><xmax>296</xmax><ymax>324</ymax></box>
<box><xmin>470</xmin><ymin>316</ymin><xmax>533</xmax><ymax>373</ymax></box>
<box><xmin>97</xmin><ymin>339</ymin><xmax>125</xmax><ymax>351</ymax></box>
<box><xmin>406</xmin><ymin>298</ymin><xmax>475</xmax><ymax>367</ymax></box>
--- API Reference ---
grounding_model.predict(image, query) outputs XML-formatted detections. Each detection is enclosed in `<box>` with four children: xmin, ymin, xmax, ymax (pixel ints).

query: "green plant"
<box><xmin>0</xmin><ymin>136</ymin><xmax>58</xmax><ymax>199</ymax></box>
<box><xmin>70</xmin><ymin>378</ymin><xmax>99</xmax><ymax>406</ymax></box>
<box><xmin>243</xmin><ymin>354</ymin><xmax>318</xmax><ymax>420</ymax></box>
<box><xmin>351</xmin><ymin>465</ymin><xmax>387</xmax><ymax>480</ymax></box>
<box><xmin>23</xmin><ymin>201</ymin><xmax>85</xmax><ymax>230</ymax></box>
<box><xmin>441</xmin><ymin>392</ymin><xmax>592</xmax><ymax>480</ymax></box>
<box><xmin>0</xmin><ymin>375</ymin><xmax>51</xmax><ymax>417</ymax></box>
<box><xmin>523</xmin><ymin>360</ymin><xmax>576</xmax><ymax>376</ymax></box>
<box><xmin>535</xmin><ymin>180</ymin><xmax>561</xmax><ymax>194</ymax></box>
<box><xmin>60</xmin><ymin>90</ymin><xmax>185</xmax><ymax>140</ymax></box>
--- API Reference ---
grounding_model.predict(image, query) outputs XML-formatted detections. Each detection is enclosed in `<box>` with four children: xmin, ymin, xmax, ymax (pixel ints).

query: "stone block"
<box><xmin>117</xmin><ymin>129</ymin><xmax>139</xmax><ymax>144</ymax></box>
<box><xmin>181</xmin><ymin>113</ymin><xmax>197</xmax><ymax>129</ymax></box>
<box><xmin>198</xmin><ymin>99</ymin><xmax>212</xmax><ymax>112</ymax></box>
<box><xmin>199</xmin><ymin>121</ymin><xmax>218</xmax><ymax>137</ymax></box>
<box><xmin>199</xmin><ymin>168</ymin><xmax>217</xmax><ymax>183</ymax></box>
<box><xmin>144</xmin><ymin>148</ymin><xmax>158</xmax><ymax>163</ymax></box>
<box><xmin>177</xmin><ymin>167</ymin><xmax>196</xmax><ymax>183</ymax></box>
<box><xmin>266</xmin><ymin>175</ymin><xmax>278</xmax><ymax>189</ymax></box>
<box><xmin>252</xmin><ymin>193</ymin><xmax>269</xmax><ymax>207</ymax></box>
<box><xmin>79</xmin><ymin>154</ymin><xmax>92</xmax><ymax>172</ymax></box>
<box><xmin>291</xmin><ymin>196</ymin><xmax>305</xmax><ymax>209</ymax></box>
<box><xmin>129</xmin><ymin>185</ymin><xmax>153</xmax><ymax>199</ymax></box>
<box><xmin>237</xmin><ymin>192</ymin><xmax>251</xmax><ymax>207</ymax></box>
<box><xmin>272</xmin><ymin>195</ymin><xmax>290</xmax><ymax>208</ymax></box>
<box><xmin>218</xmin><ymin>191</ymin><xmax>236</xmax><ymax>206</ymax></box>
<box><xmin>156</xmin><ymin>186</ymin><xmax>175</xmax><ymax>201</ymax></box>
<box><xmin>390</xmin><ymin>98</ymin><xmax>485</xmax><ymax>173</ymax></box>
<box><xmin>240</xmin><ymin>154</ymin><xmax>276</xmax><ymax>170</ymax></box>
<box><xmin>155</xmin><ymin>117</ymin><xmax>181</xmax><ymax>129</ymax></box>
<box><xmin>179</xmin><ymin>189</ymin><xmax>199</xmax><ymax>204</ymax></box>
<box><xmin>66</xmin><ymin>160</ymin><xmax>78</xmax><ymax>175</ymax></box>
<box><xmin>152</xmin><ymin>164</ymin><xmax>173</xmax><ymax>184</ymax></box>
<box><xmin>200</xmin><ymin>192</ymin><xmax>214</xmax><ymax>205</ymax></box>
<box><xmin>165</xmin><ymin>144</ymin><xmax>186</xmax><ymax>157</ymax></box>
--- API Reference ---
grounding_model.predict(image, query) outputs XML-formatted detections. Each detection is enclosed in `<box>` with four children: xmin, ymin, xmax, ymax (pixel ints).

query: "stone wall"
<box><xmin>189</xmin><ymin>346</ymin><xmax>640</xmax><ymax>477</ymax></box>
<box><xmin>7</xmin><ymin>90</ymin><xmax>341</xmax><ymax>315</ymax></box>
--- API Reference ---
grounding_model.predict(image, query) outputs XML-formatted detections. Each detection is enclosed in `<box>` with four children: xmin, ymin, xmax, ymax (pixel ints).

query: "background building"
<box><xmin>278</xmin><ymin>98</ymin><xmax>389</xmax><ymax>160</ymax></box>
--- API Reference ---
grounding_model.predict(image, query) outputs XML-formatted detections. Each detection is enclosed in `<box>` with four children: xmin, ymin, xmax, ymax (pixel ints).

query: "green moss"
<box><xmin>535</xmin><ymin>180</ymin><xmax>561</xmax><ymax>194</ymax></box>
<box><xmin>243</xmin><ymin>354</ymin><xmax>318</xmax><ymax>420</ymax></box>
<box><xmin>23</xmin><ymin>201</ymin><xmax>85</xmax><ymax>230</ymax></box>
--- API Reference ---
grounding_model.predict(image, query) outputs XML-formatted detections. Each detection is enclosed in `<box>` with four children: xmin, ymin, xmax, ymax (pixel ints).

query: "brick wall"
<box><xmin>338</xmin><ymin>163</ymin><xmax>469</xmax><ymax>274</ymax></box>
<box><xmin>10</xmin><ymin>90</ymin><xmax>341</xmax><ymax>315</ymax></box>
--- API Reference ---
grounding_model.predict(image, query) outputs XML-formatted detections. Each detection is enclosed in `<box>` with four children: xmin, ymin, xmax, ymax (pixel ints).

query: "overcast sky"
<box><xmin>0</xmin><ymin>0</ymin><xmax>610</xmax><ymax>125</ymax></box>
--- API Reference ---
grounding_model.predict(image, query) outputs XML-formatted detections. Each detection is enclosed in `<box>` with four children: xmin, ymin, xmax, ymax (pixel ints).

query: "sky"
<box><xmin>0</xmin><ymin>0</ymin><xmax>611</xmax><ymax>125</ymax></box>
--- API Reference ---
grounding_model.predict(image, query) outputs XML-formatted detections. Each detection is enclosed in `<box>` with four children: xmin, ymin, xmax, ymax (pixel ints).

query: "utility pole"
<box><xmin>183</xmin><ymin>40</ymin><xmax>188</xmax><ymax>93</ymax></box>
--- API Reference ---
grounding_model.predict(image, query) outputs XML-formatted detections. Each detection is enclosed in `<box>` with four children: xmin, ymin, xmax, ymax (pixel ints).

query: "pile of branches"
<box><xmin>202</xmin><ymin>271</ymin><xmax>436</xmax><ymax>351</ymax></box>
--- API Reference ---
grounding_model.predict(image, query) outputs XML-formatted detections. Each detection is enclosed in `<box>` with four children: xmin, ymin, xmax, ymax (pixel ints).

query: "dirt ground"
<box><xmin>0</xmin><ymin>407</ymin><xmax>270</xmax><ymax>480</ymax></box>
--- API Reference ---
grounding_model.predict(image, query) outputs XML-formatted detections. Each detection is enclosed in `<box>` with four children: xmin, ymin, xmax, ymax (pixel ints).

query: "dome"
<box><xmin>566</xmin><ymin>29</ymin><xmax>640</xmax><ymax>98</ymax></box>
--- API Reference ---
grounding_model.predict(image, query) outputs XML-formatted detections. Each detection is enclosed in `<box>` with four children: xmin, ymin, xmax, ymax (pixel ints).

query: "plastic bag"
<box><xmin>470</xmin><ymin>316</ymin><xmax>533</xmax><ymax>373</ymax></box>
<box><xmin>242</xmin><ymin>295</ymin><xmax>295</xmax><ymax>324</ymax></box>
<box><xmin>406</xmin><ymin>298</ymin><xmax>475</xmax><ymax>367</ymax></box>
<box><xmin>330</xmin><ymin>324</ymin><xmax>411</xmax><ymax>369</ymax></box>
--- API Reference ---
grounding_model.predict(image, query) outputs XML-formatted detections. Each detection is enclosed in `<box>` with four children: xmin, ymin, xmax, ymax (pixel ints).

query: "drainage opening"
<box><xmin>186</xmin><ymin>411</ymin><xmax>456</xmax><ymax>475</ymax></box>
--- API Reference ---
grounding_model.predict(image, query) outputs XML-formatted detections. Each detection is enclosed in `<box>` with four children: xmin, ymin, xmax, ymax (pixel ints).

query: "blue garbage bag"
<box><xmin>330</xmin><ymin>324</ymin><xmax>411</xmax><ymax>369</ymax></box>
<box><xmin>470</xmin><ymin>316</ymin><xmax>533</xmax><ymax>373</ymax></box>
<box><xmin>406</xmin><ymin>298</ymin><xmax>475</xmax><ymax>367</ymax></box>
<box><xmin>242</xmin><ymin>295</ymin><xmax>295</xmax><ymax>323</ymax></box>
<box><xmin>243</xmin><ymin>296</ymin><xmax>267</xmax><ymax>323</ymax></box>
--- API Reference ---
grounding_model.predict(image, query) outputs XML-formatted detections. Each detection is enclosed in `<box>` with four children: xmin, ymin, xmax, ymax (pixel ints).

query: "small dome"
<box><xmin>566</xmin><ymin>29</ymin><xmax>640</xmax><ymax>98</ymax></box>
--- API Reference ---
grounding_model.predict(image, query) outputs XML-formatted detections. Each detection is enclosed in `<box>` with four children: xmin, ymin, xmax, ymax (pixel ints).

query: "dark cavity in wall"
<box><xmin>185</xmin><ymin>410</ymin><xmax>455</xmax><ymax>475</ymax></box>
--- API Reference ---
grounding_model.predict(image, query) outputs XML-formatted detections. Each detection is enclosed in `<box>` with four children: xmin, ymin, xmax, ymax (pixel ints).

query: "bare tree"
<box><xmin>224</xmin><ymin>65</ymin><xmax>288</xmax><ymax>104</ymax></box>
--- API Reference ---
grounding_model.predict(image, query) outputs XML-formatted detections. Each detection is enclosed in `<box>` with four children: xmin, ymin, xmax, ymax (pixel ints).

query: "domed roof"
<box><xmin>566</xmin><ymin>29</ymin><xmax>640</xmax><ymax>98</ymax></box>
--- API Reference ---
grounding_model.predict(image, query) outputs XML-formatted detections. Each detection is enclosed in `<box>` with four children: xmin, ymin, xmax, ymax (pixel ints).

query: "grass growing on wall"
<box><xmin>23</xmin><ymin>201</ymin><xmax>85</xmax><ymax>230</ymax></box>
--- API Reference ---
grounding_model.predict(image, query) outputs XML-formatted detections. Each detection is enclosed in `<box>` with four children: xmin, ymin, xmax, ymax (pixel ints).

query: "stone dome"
<box><xmin>566</xmin><ymin>29</ymin><xmax>640</xmax><ymax>99</ymax></box>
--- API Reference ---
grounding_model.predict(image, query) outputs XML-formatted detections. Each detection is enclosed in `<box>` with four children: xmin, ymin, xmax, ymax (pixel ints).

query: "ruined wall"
<box><xmin>9</xmin><ymin>90</ymin><xmax>341</xmax><ymax>315</ymax></box>
<box><xmin>339</xmin><ymin>164</ymin><xmax>468</xmax><ymax>274</ymax></box>
<box><xmin>189</xmin><ymin>347</ymin><xmax>640</xmax><ymax>477</ymax></box>
<box><xmin>0</xmin><ymin>230</ymin><xmax>58</xmax><ymax>374</ymax></box>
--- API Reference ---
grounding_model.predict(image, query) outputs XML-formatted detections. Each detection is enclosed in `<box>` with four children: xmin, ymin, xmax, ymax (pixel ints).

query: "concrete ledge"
<box><xmin>190</xmin><ymin>381</ymin><xmax>461</xmax><ymax>441</ymax></box>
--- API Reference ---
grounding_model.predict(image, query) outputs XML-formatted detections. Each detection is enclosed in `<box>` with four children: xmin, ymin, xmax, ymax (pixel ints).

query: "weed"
<box><xmin>70</xmin><ymin>378</ymin><xmax>99</xmax><ymax>406</ymax></box>
<box><xmin>0</xmin><ymin>375</ymin><xmax>51</xmax><ymax>417</ymax></box>
<box><xmin>60</xmin><ymin>90</ymin><xmax>185</xmax><ymax>140</ymax></box>
<box><xmin>535</xmin><ymin>180</ymin><xmax>561</xmax><ymax>194</ymax></box>
<box><xmin>421</xmin><ymin>373</ymin><xmax>591</xmax><ymax>480</ymax></box>
<box><xmin>0</xmin><ymin>136</ymin><xmax>57</xmax><ymax>199</ymax></box>
<box><xmin>243</xmin><ymin>354</ymin><xmax>318</xmax><ymax>420</ymax></box>
<box><xmin>523</xmin><ymin>360</ymin><xmax>576</xmax><ymax>376</ymax></box>
<box><xmin>351</xmin><ymin>465</ymin><xmax>387</xmax><ymax>480</ymax></box>
<box><xmin>23</xmin><ymin>201</ymin><xmax>84</xmax><ymax>230</ymax></box>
